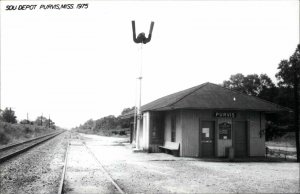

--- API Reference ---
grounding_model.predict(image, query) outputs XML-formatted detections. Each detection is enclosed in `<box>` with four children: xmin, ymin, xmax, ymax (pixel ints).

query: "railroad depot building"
<box><xmin>127</xmin><ymin>82</ymin><xmax>290</xmax><ymax>158</ymax></box>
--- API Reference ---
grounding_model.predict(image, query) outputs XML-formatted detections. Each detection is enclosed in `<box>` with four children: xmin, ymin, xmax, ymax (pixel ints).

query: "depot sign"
<box><xmin>215</xmin><ymin>112</ymin><xmax>237</xmax><ymax>118</ymax></box>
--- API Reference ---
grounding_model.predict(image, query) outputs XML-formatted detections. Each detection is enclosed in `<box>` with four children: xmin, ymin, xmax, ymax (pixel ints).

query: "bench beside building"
<box><xmin>128</xmin><ymin>82</ymin><xmax>291</xmax><ymax>158</ymax></box>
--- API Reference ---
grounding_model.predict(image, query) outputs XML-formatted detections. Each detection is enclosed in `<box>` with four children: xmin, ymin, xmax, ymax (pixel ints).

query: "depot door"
<box><xmin>233</xmin><ymin>121</ymin><xmax>248</xmax><ymax>157</ymax></box>
<box><xmin>200</xmin><ymin>121</ymin><xmax>215</xmax><ymax>157</ymax></box>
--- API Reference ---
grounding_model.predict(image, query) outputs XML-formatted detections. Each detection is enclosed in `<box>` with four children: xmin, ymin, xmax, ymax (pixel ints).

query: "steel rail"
<box><xmin>0</xmin><ymin>131</ymin><xmax>64</xmax><ymax>152</ymax></box>
<box><xmin>58</xmin><ymin>133</ymin><xmax>125</xmax><ymax>194</ymax></box>
<box><xmin>0</xmin><ymin>131</ymin><xmax>65</xmax><ymax>163</ymax></box>
<box><xmin>83</xmin><ymin>143</ymin><xmax>126</xmax><ymax>194</ymax></box>
<box><xmin>57</xmin><ymin>137</ymin><xmax>69</xmax><ymax>194</ymax></box>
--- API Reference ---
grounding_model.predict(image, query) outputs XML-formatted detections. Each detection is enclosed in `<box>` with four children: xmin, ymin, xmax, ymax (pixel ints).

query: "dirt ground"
<box><xmin>80</xmin><ymin>133</ymin><xmax>300</xmax><ymax>193</ymax></box>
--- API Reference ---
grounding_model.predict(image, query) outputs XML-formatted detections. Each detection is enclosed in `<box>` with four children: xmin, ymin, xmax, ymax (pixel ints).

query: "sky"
<box><xmin>0</xmin><ymin>0</ymin><xmax>299</xmax><ymax>129</ymax></box>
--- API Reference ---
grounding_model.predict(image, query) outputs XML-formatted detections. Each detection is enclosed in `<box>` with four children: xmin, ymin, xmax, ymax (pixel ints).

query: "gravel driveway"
<box><xmin>81</xmin><ymin>133</ymin><xmax>300</xmax><ymax>193</ymax></box>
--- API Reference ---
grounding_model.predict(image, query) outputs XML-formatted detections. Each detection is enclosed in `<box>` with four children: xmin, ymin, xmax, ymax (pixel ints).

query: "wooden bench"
<box><xmin>158</xmin><ymin>141</ymin><xmax>180</xmax><ymax>157</ymax></box>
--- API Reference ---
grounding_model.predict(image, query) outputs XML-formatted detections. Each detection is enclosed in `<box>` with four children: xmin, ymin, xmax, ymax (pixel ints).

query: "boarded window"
<box><xmin>171</xmin><ymin>114</ymin><xmax>176</xmax><ymax>142</ymax></box>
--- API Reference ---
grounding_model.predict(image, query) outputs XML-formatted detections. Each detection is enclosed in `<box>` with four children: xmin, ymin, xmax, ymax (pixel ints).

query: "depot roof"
<box><xmin>122</xmin><ymin>82</ymin><xmax>291</xmax><ymax>118</ymax></box>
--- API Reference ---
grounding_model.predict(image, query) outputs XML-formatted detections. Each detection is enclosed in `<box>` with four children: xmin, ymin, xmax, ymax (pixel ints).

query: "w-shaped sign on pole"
<box><xmin>132</xmin><ymin>21</ymin><xmax>154</xmax><ymax>44</ymax></box>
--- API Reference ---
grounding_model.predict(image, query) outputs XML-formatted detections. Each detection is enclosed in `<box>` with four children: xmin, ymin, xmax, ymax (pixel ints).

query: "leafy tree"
<box><xmin>276</xmin><ymin>44</ymin><xmax>300</xmax><ymax>162</ymax></box>
<box><xmin>81</xmin><ymin>119</ymin><xmax>94</xmax><ymax>130</ymax></box>
<box><xmin>257</xmin><ymin>74</ymin><xmax>278</xmax><ymax>103</ymax></box>
<box><xmin>44</xmin><ymin>119</ymin><xmax>55</xmax><ymax>129</ymax></box>
<box><xmin>223</xmin><ymin>73</ymin><xmax>245</xmax><ymax>93</ymax></box>
<box><xmin>34</xmin><ymin>116</ymin><xmax>56</xmax><ymax>128</ymax></box>
<box><xmin>244</xmin><ymin>74</ymin><xmax>275</xmax><ymax>97</ymax></box>
<box><xmin>0</xmin><ymin>108</ymin><xmax>17</xmax><ymax>124</ymax></box>
<box><xmin>242</xmin><ymin>74</ymin><xmax>261</xmax><ymax>96</ymax></box>
<box><xmin>222</xmin><ymin>73</ymin><xmax>276</xmax><ymax>98</ymax></box>
<box><xmin>276</xmin><ymin>59</ymin><xmax>300</xmax><ymax>88</ymax></box>
<box><xmin>35</xmin><ymin>116</ymin><xmax>48</xmax><ymax>126</ymax></box>
<box><xmin>119</xmin><ymin>106</ymin><xmax>135</xmax><ymax>128</ymax></box>
<box><xmin>121</xmin><ymin>106</ymin><xmax>135</xmax><ymax>116</ymax></box>
<box><xmin>94</xmin><ymin>115</ymin><xmax>118</xmax><ymax>131</ymax></box>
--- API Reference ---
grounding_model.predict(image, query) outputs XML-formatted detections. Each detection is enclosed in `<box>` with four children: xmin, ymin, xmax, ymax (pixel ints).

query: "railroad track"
<box><xmin>0</xmin><ymin>131</ymin><xmax>65</xmax><ymax>163</ymax></box>
<box><xmin>58</xmin><ymin>132</ymin><xmax>125</xmax><ymax>194</ymax></box>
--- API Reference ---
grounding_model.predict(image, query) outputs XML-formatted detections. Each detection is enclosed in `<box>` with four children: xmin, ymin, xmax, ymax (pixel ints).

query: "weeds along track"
<box><xmin>58</xmin><ymin>132</ymin><xmax>125</xmax><ymax>194</ymax></box>
<box><xmin>0</xmin><ymin>131</ymin><xmax>65</xmax><ymax>163</ymax></box>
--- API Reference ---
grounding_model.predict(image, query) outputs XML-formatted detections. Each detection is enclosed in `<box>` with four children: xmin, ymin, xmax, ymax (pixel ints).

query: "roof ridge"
<box><xmin>209</xmin><ymin>82</ymin><xmax>292</xmax><ymax>112</ymax></box>
<box><xmin>141</xmin><ymin>83</ymin><xmax>208</xmax><ymax>111</ymax></box>
<box><xmin>167</xmin><ymin>82</ymin><xmax>209</xmax><ymax>108</ymax></box>
<box><xmin>141</xmin><ymin>82</ymin><xmax>208</xmax><ymax>111</ymax></box>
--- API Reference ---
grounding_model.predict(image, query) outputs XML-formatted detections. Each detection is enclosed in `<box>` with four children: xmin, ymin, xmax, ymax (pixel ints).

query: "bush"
<box><xmin>0</xmin><ymin>122</ymin><xmax>56</xmax><ymax>145</ymax></box>
<box><xmin>0</xmin><ymin>130</ymin><xmax>10</xmax><ymax>145</ymax></box>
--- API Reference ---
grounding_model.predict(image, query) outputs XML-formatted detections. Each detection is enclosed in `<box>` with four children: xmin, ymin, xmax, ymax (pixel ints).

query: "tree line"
<box><xmin>72</xmin><ymin>107</ymin><xmax>135</xmax><ymax>133</ymax></box>
<box><xmin>222</xmin><ymin>73</ymin><xmax>291</xmax><ymax>138</ymax></box>
<box><xmin>0</xmin><ymin>107</ymin><xmax>56</xmax><ymax>129</ymax></box>
<box><xmin>222</xmin><ymin>44</ymin><xmax>299</xmax><ymax>161</ymax></box>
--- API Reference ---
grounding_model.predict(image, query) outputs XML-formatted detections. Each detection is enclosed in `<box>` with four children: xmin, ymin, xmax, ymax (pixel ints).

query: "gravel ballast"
<box><xmin>0</xmin><ymin>131</ymin><xmax>69</xmax><ymax>194</ymax></box>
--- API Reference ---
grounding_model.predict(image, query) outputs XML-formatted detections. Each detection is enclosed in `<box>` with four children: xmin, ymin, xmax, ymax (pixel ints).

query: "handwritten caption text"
<box><xmin>5</xmin><ymin>4</ymin><xmax>89</xmax><ymax>11</ymax></box>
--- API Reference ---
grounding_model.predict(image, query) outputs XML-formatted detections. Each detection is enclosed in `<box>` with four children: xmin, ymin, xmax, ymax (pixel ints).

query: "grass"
<box><xmin>266</xmin><ymin>132</ymin><xmax>296</xmax><ymax>147</ymax></box>
<box><xmin>0</xmin><ymin>122</ymin><xmax>56</xmax><ymax>145</ymax></box>
<box><xmin>265</xmin><ymin>132</ymin><xmax>297</xmax><ymax>160</ymax></box>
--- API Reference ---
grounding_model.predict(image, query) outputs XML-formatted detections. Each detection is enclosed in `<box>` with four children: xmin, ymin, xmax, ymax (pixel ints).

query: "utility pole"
<box><xmin>291</xmin><ymin>44</ymin><xmax>300</xmax><ymax>162</ymax></box>
<box><xmin>296</xmin><ymin>0</ymin><xmax>300</xmax><ymax>162</ymax></box>
<box><xmin>291</xmin><ymin>50</ymin><xmax>300</xmax><ymax>162</ymax></box>
<box><xmin>41</xmin><ymin>113</ymin><xmax>43</xmax><ymax>126</ymax></box>
<box><xmin>131</xmin><ymin>20</ymin><xmax>154</xmax><ymax>149</ymax></box>
<box><xmin>27</xmin><ymin>113</ymin><xmax>29</xmax><ymax>124</ymax></box>
<box><xmin>0</xmin><ymin>27</ymin><xmax>1</xmax><ymax>116</ymax></box>
<box><xmin>294</xmin><ymin>60</ymin><xmax>299</xmax><ymax>162</ymax></box>
<box><xmin>49</xmin><ymin>115</ymin><xmax>51</xmax><ymax>128</ymax></box>
<box><xmin>9</xmin><ymin>108</ymin><xmax>12</xmax><ymax>123</ymax></box>
<box><xmin>294</xmin><ymin>24</ymin><xmax>300</xmax><ymax>161</ymax></box>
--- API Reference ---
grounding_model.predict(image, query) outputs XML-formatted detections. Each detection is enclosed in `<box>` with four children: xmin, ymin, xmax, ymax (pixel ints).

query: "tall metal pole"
<box><xmin>131</xmin><ymin>20</ymin><xmax>154</xmax><ymax>150</ymax></box>
<box><xmin>136</xmin><ymin>43</ymin><xmax>143</xmax><ymax>149</ymax></box>
<box><xmin>132</xmin><ymin>79</ymin><xmax>138</xmax><ymax>145</ymax></box>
